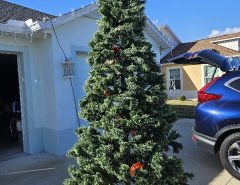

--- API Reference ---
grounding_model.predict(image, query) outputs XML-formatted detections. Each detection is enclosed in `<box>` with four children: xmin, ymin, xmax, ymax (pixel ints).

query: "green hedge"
<box><xmin>167</xmin><ymin>100</ymin><xmax>197</xmax><ymax>119</ymax></box>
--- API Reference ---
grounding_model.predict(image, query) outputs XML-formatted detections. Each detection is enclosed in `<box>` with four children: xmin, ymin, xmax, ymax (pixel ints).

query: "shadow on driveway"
<box><xmin>0</xmin><ymin>153</ymin><xmax>74</xmax><ymax>185</ymax></box>
<box><xmin>0</xmin><ymin>119</ymin><xmax>239</xmax><ymax>185</ymax></box>
<box><xmin>174</xmin><ymin>119</ymin><xmax>239</xmax><ymax>185</ymax></box>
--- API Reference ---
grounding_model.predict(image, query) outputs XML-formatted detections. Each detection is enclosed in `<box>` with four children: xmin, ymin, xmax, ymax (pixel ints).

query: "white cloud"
<box><xmin>209</xmin><ymin>27</ymin><xmax>240</xmax><ymax>37</ymax></box>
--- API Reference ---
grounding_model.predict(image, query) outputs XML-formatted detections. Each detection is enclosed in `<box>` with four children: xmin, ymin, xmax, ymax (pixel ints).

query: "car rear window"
<box><xmin>229</xmin><ymin>78</ymin><xmax>240</xmax><ymax>91</ymax></box>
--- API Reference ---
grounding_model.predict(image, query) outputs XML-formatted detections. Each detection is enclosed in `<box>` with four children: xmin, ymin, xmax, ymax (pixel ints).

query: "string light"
<box><xmin>30</xmin><ymin>32</ymin><xmax>33</xmax><ymax>43</ymax></box>
<box><xmin>71</xmin><ymin>8</ymin><xmax>75</xmax><ymax>16</ymax></box>
<box><xmin>43</xmin><ymin>31</ymin><xmax>48</xmax><ymax>40</ymax></box>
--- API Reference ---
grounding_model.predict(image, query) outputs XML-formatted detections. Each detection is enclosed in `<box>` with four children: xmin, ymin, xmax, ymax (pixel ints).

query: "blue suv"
<box><xmin>170</xmin><ymin>49</ymin><xmax>240</xmax><ymax>180</ymax></box>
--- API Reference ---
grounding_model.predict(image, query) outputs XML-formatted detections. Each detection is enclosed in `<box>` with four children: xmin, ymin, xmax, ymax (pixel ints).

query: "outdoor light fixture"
<box><xmin>62</xmin><ymin>58</ymin><xmax>75</xmax><ymax>78</ymax></box>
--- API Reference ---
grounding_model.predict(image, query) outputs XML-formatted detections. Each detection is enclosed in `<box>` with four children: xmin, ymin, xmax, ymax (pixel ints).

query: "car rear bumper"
<box><xmin>192</xmin><ymin>128</ymin><xmax>217</xmax><ymax>154</ymax></box>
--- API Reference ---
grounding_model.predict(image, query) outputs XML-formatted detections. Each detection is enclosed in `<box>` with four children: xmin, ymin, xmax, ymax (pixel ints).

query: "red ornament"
<box><xmin>130</xmin><ymin>130</ymin><xmax>137</xmax><ymax>137</ymax></box>
<box><xmin>130</xmin><ymin>162</ymin><xmax>144</xmax><ymax>177</ymax></box>
<box><xmin>112</xmin><ymin>45</ymin><xmax>121</xmax><ymax>54</ymax></box>
<box><xmin>103</xmin><ymin>90</ymin><xmax>110</xmax><ymax>97</ymax></box>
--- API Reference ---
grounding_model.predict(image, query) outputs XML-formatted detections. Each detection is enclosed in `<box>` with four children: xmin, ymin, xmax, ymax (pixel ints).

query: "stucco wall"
<box><xmin>49</xmin><ymin>15</ymin><xmax>166</xmax><ymax>155</ymax></box>
<box><xmin>0</xmin><ymin>14</ymin><xmax>170</xmax><ymax>155</ymax></box>
<box><xmin>182</xmin><ymin>64</ymin><xmax>203</xmax><ymax>91</ymax></box>
<box><xmin>0</xmin><ymin>36</ymin><xmax>57</xmax><ymax>154</ymax></box>
<box><xmin>162</xmin><ymin>64</ymin><xmax>203</xmax><ymax>98</ymax></box>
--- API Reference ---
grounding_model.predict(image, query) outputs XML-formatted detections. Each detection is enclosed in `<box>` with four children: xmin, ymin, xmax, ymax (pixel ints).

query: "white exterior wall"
<box><xmin>0</xmin><ymin>36</ymin><xmax>57</xmax><ymax>154</ymax></box>
<box><xmin>144</xmin><ymin>31</ymin><xmax>162</xmax><ymax>63</ymax></box>
<box><xmin>49</xmin><ymin>16</ymin><xmax>165</xmax><ymax>155</ymax></box>
<box><xmin>215</xmin><ymin>39</ymin><xmax>240</xmax><ymax>51</ymax></box>
<box><xmin>0</xmin><ymin>15</ymin><xmax>170</xmax><ymax>156</ymax></box>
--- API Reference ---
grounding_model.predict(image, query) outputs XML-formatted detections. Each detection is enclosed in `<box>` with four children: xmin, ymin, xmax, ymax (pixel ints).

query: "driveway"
<box><xmin>0</xmin><ymin>153</ymin><xmax>74</xmax><ymax>185</ymax></box>
<box><xmin>174</xmin><ymin>119</ymin><xmax>239</xmax><ymax>185</ymax></box>
<box><xmin>0</xmin><ymin>119</ymin><xmax>239</xmax><ymax>185</ymax></box>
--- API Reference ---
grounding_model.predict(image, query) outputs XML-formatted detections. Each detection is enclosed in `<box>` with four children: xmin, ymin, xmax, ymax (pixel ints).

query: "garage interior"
<box><xmin>0</xmin><ymin>53</ymin><xmax>23</xmax><ymax>159</ymax></box>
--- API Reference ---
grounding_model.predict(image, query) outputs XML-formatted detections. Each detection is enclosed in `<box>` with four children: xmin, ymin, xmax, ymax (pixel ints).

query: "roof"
<box><xmin>0</xmin><ymin>1</ymin><xmax>172</xmax><ymax>48</ymax></box>
<box><xmin>161</xmin><ymin>32</ymin><xmax>240</xmax><ymax>64</ymax></box>
<box><xmin>0</xmin><ymin>0</ymin><xmax>55</xmax><ymax>24</ymax></box>
<box><xmin>159</xmin><ymin>25</ymin><xmax>181</xmax><ymax>45</ymax></box>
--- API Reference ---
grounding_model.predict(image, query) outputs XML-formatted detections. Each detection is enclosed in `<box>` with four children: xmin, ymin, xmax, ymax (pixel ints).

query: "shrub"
<box><xmin>178</xmin><ymin>96</ymin><xmax>186</xmax><ymax>101</ymax></box>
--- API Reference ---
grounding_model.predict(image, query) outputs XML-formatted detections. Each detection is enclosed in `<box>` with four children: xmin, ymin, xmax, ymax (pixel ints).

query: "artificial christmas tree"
<box><xmin>64</xmin><ymin>0</ymin><xmax>192</xmax><ymax>184</ymax></box>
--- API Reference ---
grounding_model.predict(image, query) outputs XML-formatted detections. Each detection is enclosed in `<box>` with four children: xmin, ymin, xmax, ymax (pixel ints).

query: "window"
<box><xmin>169</xmin><ymin>68</ymin><xmax>181</xmax><ymax>90</ymax></box>
<box><xmin>204</xmin><ymin>65</ymin><xmax>221</xmax><ymax>85</ymax></box>
<box><xmin>228</xmin><ymin>78</ymin><xmax>240</xmax><ymax>92</ymax></box>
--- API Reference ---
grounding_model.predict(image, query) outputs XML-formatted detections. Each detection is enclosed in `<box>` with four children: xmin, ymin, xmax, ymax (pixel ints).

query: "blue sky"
<box><xmin>8</xmin><ymin>0</ymin><xmax>240</xmax><ymax>42</ymax></box>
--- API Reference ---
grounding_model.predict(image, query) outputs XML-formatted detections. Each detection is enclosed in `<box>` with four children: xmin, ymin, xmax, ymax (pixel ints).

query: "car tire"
<box><xmin>220</xmin><ymin>132</ymin><xmax>240</xmax><ymax>180</ymax></box>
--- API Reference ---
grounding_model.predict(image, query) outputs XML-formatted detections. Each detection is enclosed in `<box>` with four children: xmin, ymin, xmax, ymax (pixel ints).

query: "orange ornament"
<box><xmin>130</xmin><ymin>162</ymin><xmax>144</xmax><ymax>177</ymax></box>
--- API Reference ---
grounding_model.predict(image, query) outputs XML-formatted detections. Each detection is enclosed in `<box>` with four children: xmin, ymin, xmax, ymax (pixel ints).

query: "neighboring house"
<box><xmin>0</xmin><ymin>1</ymin><xmax>174</xmax><ymax>156</ymax></box>
<box><xmin>159</xmin><ymin>25</ymin><xmax>181</xmax><ymax>47</ymax></box>
<box><xmin>161</xmin><ymin>32</ymin><xmax>240</xmax><ymax>99</ymax></box>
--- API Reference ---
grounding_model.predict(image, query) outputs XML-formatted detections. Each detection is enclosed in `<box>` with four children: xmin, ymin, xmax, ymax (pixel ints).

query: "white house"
<box><xmin>0</xmin><ymin>1</ymin><xmax>175</xmax><ymax>156</ymax></box>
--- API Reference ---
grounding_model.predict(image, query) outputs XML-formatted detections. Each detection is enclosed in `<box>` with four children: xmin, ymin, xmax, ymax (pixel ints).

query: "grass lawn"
<box><xmin>166</xmin><ymin>99</ymin><xmax>198</xmax><ymax>119</ymax></box>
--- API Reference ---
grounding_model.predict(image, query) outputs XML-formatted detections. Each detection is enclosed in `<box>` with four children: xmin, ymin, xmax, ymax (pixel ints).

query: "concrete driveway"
<box><xmin>0</xmin><ymin>119</ymin><xmax>239</xmax><ymax>185</ymax></box>
<box><xmin>174</xmin><ymin>119</ymin><xmax>239</xmax><ymax>185</ymax></box>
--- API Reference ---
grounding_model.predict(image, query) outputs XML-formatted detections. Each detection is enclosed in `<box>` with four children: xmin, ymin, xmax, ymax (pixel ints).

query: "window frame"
<box><xmin>203</xmin><ymin>64</ymin><xmax>222</xmax><ymax>85</ymax></box>
<box><xmin>167</xmin><ymin>67</ymin><xmax>182</xmax><ymax>91</ymax></box>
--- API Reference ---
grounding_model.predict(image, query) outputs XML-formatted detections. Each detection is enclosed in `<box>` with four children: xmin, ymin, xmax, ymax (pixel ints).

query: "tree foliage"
<box><xmin>64</xmin><ymin>0</ymin><xmax>192</xmax><ymax>184</ymax></box>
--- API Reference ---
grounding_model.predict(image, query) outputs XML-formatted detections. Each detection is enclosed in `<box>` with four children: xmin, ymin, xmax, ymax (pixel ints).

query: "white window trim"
<box><xmin>224</xmin><ymin>77</ymin><xmax>240</xmax><ymax>93</ymax></box>
<box><xmin>201</xmin><ymin>64</ymin><xmax>224</xmax><ymax>87</ymax></box>
<box><xmin>167</xmin><ymin>66</ymin><xmax>183</xmax><ymax>92</ymax></box>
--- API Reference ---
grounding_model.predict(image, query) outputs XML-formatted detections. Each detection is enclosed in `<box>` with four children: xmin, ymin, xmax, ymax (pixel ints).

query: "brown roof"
<box><xmin>0</xmin><ymin>0</ymin><xmax>55</xmax><ymax>24</ymax></box>
<box><xmin>161</xmin><ymin>32</ymin><xmax>240</xmax><ymax>64</ymax></box>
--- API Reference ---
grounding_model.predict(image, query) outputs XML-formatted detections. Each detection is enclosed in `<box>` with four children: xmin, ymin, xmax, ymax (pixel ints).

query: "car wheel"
<box><xmin>220</xmin><ymin>132</ymin><xmax>240</xmax><ymax>180</ymax></box>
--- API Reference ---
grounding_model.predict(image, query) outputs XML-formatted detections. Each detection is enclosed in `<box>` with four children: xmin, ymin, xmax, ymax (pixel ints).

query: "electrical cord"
<box><xmin>49</xmin><ymin>20</ymin><xmax>68</xmax><ymax>60</ymax></box>
<box><xmin>49</xmin><ymin>18</ymin><xmax>81</xmax><ymax>127</ymax></box>
<box><xmin>70</xmin><ymin>77</ymin><xmax>81</xmax><ymax>127</ymax></box>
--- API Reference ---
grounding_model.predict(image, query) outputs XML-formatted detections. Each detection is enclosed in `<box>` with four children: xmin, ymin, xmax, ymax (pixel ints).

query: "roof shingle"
<box><xmin>0</xmin><ymin>0</ymin><xmax>55</xmax><ymax>24</ymax></box>
<box><xmin>161</xmin><ymin>32</ymin><xmax>240</xmax><ymax>64</ymax></box>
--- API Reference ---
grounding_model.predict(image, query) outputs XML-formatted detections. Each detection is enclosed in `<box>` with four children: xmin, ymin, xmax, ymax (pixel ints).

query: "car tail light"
<box><xmin>198</xmin><ymin>77</ymin><xmax>222</xmax><ymax>103</ymax></box>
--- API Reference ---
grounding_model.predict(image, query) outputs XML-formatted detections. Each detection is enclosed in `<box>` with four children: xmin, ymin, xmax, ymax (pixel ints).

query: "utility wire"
<box><xmin>49</xmin><ymin>18</ymin><xmax>81</xmax><ymax>127</ymax></box>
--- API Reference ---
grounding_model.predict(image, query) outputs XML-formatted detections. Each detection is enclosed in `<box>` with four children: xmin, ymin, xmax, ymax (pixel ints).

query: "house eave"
<box><xmin>0</xmin><ymin>23</ymin><xmax>28</xmax><ymax>35</ymax></box>
<box><xmin>160</xmin><ymin>62</ymin><xmax>174</xmax><ymax>66</ymax></box>
<box><xmin>0</xmin><ymin>3</ymin><xmax>175</xmax><ymax>46</ymax></box>
<box><xmin>145</xmin><ymin>17</ymin><xmax>172</xmax><ymax>49</ymax></box>
<box><xmin>41</xmin><ymin>4</ymin><xmax>98</xmax><ymax>30</ymax></box>
<box><xmin>211</xmin><ymin>37</ymin><xmax>240</xmax><ymax>43</ymax></box>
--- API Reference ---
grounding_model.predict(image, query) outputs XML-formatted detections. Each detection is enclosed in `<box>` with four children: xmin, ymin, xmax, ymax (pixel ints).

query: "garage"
<box><xmin>0</xmin><ymin>53</ymin><xmax>23</xmax><ymax>158</ymax></box>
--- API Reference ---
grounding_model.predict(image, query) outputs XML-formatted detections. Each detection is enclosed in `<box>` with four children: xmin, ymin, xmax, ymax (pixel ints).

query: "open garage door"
<box><xmin>0</xmin><ymin>54</ymin><xmax>23</xmax><ymax>158</ymax></box>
